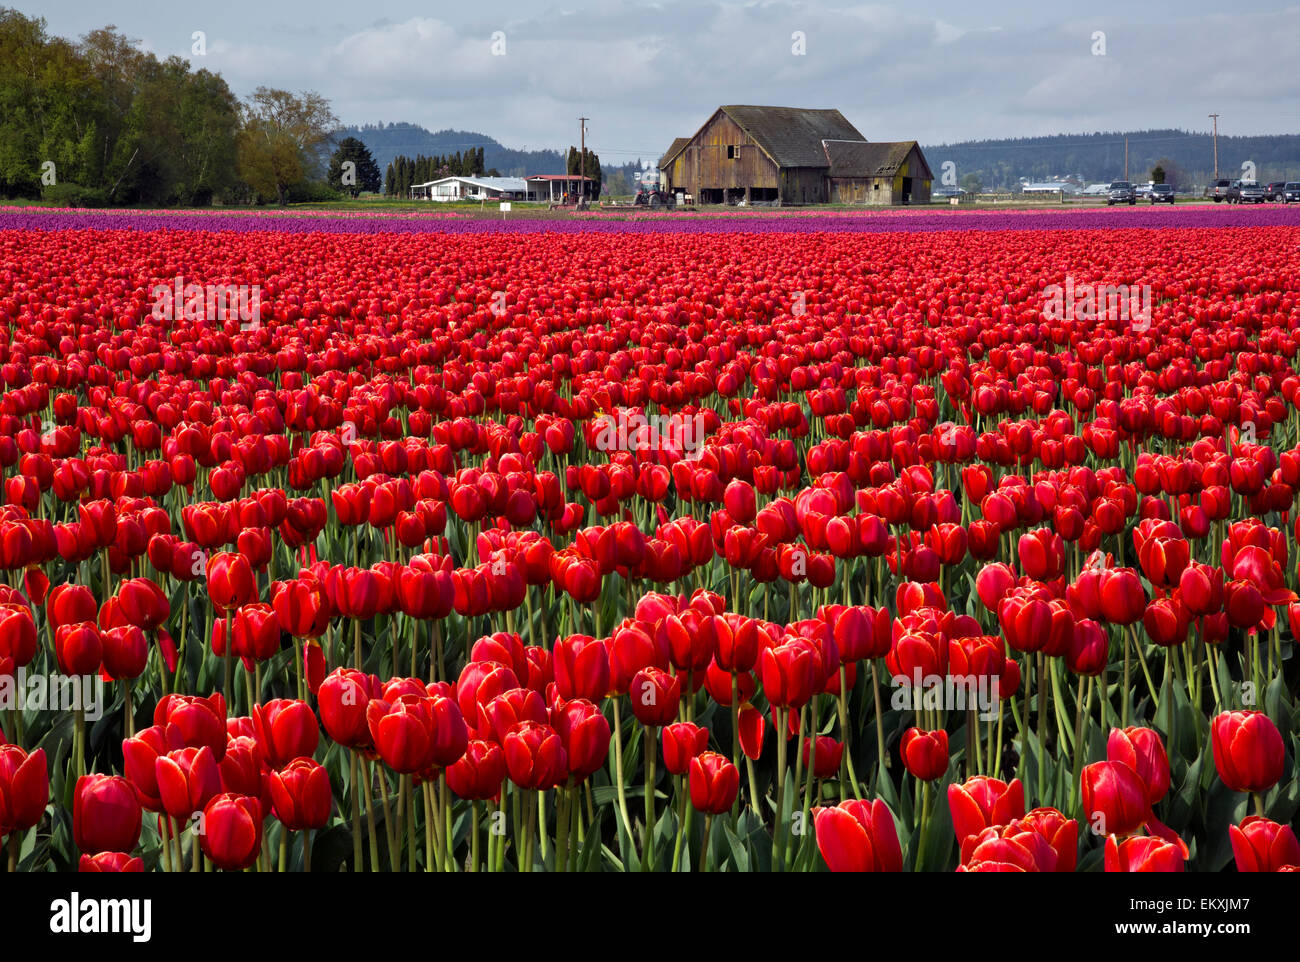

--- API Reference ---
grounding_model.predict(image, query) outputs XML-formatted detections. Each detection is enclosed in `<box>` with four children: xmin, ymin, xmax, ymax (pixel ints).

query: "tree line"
<box><xmin>925</xmin><ymin>129</ymin><xmax>1300</xmax><ymax>190</ymax></box>
<box><xmin>0</xmin><ymin>8</ymin><xmax>352</xmax><ymax>206</ymax></box>
<box><xmin>383</xmin><ymin>148</ymin><xmax>494</xmax><ymax>197</ymax></box>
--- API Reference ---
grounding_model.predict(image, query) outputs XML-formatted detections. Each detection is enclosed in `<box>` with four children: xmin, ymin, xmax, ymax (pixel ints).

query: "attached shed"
<box><xmin>661</xmin><ymin>106</ymin><xmax>932</xmax><ymax>206</ymax></box>
<box><xmin>823</xmin><ymin>140</ymin><xmax>933</xmax><ymax>206</ymax></box>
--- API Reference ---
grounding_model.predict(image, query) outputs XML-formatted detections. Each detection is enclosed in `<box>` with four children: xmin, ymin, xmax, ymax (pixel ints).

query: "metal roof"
<box><xmin>525</xmin><ymin>174</ymin><xmax>593</xmax><ymax>181</ymax></box>
<box><xmin>414</xmin><ymin>176</ymin><xmax>527</xmax><ymax>191</ymax></box>
<box><xmin>718</xmin><ymin>106</ymin><xmax>867</xmax><ymax>168</ymax></box>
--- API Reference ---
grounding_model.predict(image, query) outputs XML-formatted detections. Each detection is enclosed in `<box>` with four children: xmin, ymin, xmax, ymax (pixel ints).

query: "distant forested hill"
<box><xmin>922</xmin><ymin>129</ymin><xmax>1300</xmax><ymax>189</ymax></box>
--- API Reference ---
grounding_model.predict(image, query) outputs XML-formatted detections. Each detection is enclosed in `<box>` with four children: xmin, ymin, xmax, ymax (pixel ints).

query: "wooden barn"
<box><xmin>659</xmin><ymin>105</ymin><xmax>932</xmax><ymax>206</ymax></box>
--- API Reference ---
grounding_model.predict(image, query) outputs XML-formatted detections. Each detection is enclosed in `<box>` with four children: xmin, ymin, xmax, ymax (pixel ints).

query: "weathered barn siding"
<box><xmin>666</xmin><ymin>111</ymin><xmax>778</xmax><ymax>201</ymax></box>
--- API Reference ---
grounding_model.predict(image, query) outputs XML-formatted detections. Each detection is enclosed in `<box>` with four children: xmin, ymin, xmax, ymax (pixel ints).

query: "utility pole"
<box><xmin>579</xmin><ymin>116</ymin><xmax>589</xmax><ymax>206</ymax></box>
<box><xmin>1208</xmin><ymin>113</ymin><xmax>1219</xmax><ymax>179</ymax></box>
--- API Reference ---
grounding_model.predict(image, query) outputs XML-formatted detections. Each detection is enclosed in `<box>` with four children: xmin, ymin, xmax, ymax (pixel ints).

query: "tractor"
<box><xmin>633</xmin><ymin>167</ymin><xmax>672</xmax><ymax>206</ymax></box>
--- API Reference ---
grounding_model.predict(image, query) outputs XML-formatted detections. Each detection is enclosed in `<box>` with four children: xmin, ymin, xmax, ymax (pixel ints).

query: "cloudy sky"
<box><xmin>24</xmin><ymin>0</ymin><xmax>1300</xmax><ymax>162</ymax></box>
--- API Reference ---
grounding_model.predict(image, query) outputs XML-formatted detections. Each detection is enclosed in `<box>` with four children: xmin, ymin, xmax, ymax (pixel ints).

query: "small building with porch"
<box><xmin>525</xmin><ymin>174</ymin><xmax>596</xmax><ymax>204</ymax></box>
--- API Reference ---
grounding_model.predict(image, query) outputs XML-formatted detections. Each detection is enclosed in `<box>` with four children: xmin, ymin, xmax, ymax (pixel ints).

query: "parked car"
<box><xmin>1107</xmin><ymin>181</ymin><xmax>1136</xmax><ymax>205</ymax></box>
<box><xmin>1135</xmin><ymin>184</ymin><xmax>1154</xmax><ymax>198</ymax></box>
<box><xmin>1228</xmin><ymin>181</ymin><xmax>1267</xmax><ymax>204</ymax></box>
<box><xmin>1210</xmin><ymin>179</ymin><xmax>1232</xmax><ymax>202</ymax></box>
<box><xmin>1284</xmin><ymin>183</ymin><xmax>1300</xmax><ymax>204</ymax></box>
<box><xmin>1149</xmin><ymin>184</ymin><xmax>1175</xmax><ymax>204</ymax></box>
<box><xmin>1264</xmin><ymin>182</ymin><xmax>1288</xmax><ymax>202</ymax></box>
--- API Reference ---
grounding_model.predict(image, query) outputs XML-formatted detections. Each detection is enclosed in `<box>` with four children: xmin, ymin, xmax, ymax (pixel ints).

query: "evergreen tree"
<box><xmin>327</xmin><ymin>136</ymin><xmax>382</xmax><ymax>196</ymax></box>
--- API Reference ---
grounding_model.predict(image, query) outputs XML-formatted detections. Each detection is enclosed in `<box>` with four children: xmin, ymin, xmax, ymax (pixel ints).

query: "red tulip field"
<box><xmin>2</xmin><ymin>205</ymin><xmax>1300</xmax><ymax>875</ymax></box>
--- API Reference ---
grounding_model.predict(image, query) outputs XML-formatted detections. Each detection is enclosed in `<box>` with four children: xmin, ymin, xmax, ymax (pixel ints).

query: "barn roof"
<box><xmin>661</xmin><ymin>137</ymin><xmax>691</xmax><ymax>167</ymax></box>
<box><xmin>822</xmin><ymin>140</ymin><xmax>933</xmax><ymax>180</ymax></box>
<box><xmin>719</xmin><ymin>106</ymin><xmax>866</xmax><ymax>168</ymax></box>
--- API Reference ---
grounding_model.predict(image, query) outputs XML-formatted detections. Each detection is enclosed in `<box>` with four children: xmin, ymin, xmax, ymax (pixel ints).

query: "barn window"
<box><xmin>727</xmin><ymin>145</ymin><xmax>737</xmax><ymax>159</ymax></box>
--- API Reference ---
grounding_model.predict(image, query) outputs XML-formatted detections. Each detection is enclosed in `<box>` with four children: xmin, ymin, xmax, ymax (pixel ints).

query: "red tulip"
<box><xmin>206</xmin><ymin>551</ymin><xmax>257</xmax><ymax>610</ymax></box>
<box><xmin>688</xmin><ymin>751</ymin><xmax>739</xmax><ymax>814</ymax></box>
<box><xmin>1106</xmin><ymin>727</ymin><xmax>1170</xmax><ymax>805</ymax></box>
<box><xmin>156</xmin><ymin>746</ymin><xmax>222</xmax><ymax>821</ymax></box>
<box><xmin>1228</xmin><ymin>816</ymin><xmax>1300</xmax><ymax>872</ymax></box>
<box><xmin>199</xmin><ymin>793</ymin><xmax>263</xmax><ymax>871</ymax></box>
<box><xmin>1104</xmin><ymin>834</ymin><xmax>1185</xmax><ymax>872</ymax></box>
<box><xmin>550</xmin><ymin>698</ymin><xmax>611</xmax><ymax>780</ymax></box>
<box><xmin>628</xmin><ymin>667</ymin><xmax>680</xmax><ymax>727</ymax></box>
<box><xmin>812</xmin><ymin>798</ymin><xmax>902</xmax><ymax>872</ymax></box>
<box><xmin>1210</xmin><ymin>710</ymin><xmax>1285</xmax><ymax>793</ymax></box>
<box><xmin>73</xmin><ymin>774</ymin><xmax>142</xmax><ymax>855</ymax></box>
<box><xmin>900</xmin><ymin>727</ymin><xmax>949</xmax><ymax>781</ymax></box>
<box><xmin>0</xmin><ymin>745</ymin><xmax>48</xmax><ymax>835</ymax></box>
<box><xmin>446</xmin><ymin>739</ymin><xmax>507</xmax><ymax>800</ymax></box>
<box><xmin>318</xmin><ymin>667</ymin><xmax>382</xmax><ymax>749</ymax></box>
<box><xmin>268</xmin><ymin>758</ymin><xmax>332</xmax><ymax>830</ymax></box>
<box><xmin>948</xmin><ymin>776</ymin><xmax>1025</xmax><ymax>846</ymax></box>
<box><xmin>1080</xmin><ymin>761</ymin><xmax>1150</xmax><ymax>838</ymax></box>
<box><xmin>662</xmin><ymin>722</ymin><xmax>709</xmax><ymax>775</ymax></box>
<box><xmin>503</xmin><ymin>720</ymin><xmax>567</xmax><ymax>790</ymax></box>
<box><xmin>252</xmin><ymin>698</ymin><xmax>320</xmax><ymax>769</ymax></box>
<box><xmin>79</xmin><ymin>852</ymin><xmax>144</xmax><ymax>872</ymax></box>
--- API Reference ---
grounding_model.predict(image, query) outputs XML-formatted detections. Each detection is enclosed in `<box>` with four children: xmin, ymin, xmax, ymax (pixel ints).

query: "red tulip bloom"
<box><xmin>1107</xmin><ymin>727</ymin><xmax>1171</xmax><ymax>805</ymax></box>
<box><xmin>318</xmin><ymin>667</ymin><xmax>383</xmax><ymax>749</ymax></box>
<box><xmin>900</xmin><ymin>727</ymin><xmax>949</xmax><ymax>781</ymax></box>
<box><xmin>252</xmin><ymin>698</ymin><xmax>320</xmax><ymax>769</ymax></box>
<box><xmin>54</xmin><ymin>622</ymin><xmax>102</xmax><ymax>676</ymax></box>
<box><xmin>959</xmin><ymin>823</ymin><xmax>1059</xmax><ymax>872</ymax></box>
<box><xmin>802</xmin><ymin>735</ymin><xmax>844</xmax><ymax>780</ymax></box>
<box><xmin>1080</xmin><ymin>761</ymin><xmax>1150</xmax><ymax>838</ymax></box>
<box><xmin>154</xmin><ymin>693</ymin><xmax>227</xmax><ymax>760</ymax></box>
<box><xmin>0</xmin><ymin>603</ymin><xmax>37</xmax><ymax>668</ymax></box>
<box><xmin>0</xmin><ymin>745</ymin><xmax>48</xmax><ymax>836</ymax></box>
<box><xmin>628</xmin><ymin>667</ymin><xmax>681</xmax><ymax>727</ymax></box>
<box><xmin>1104</xmin><ymin>834</ymin><xmax>1185</xmax><ymax>872</ymax></box>
<box><xmin>73</xmin><ymin>774</ymin><xmax>142</xmax><ymax>855</ymax></box>
<box><xmin>813</xmin><ymin>798</ymin><xmax>902</xmax><ymax>872</ymax></box>
<box><xmin>101</xmin><ymin>624</ymin><xmax>148</xmax><ymax>681</ymax></box>
<box><xmin>1211</xmin><ymin>710</ymin><xmax>1285</xmax><ymax>793</ymax></box>
<box><xmin>551</xmin><ymin>698</ymin><xmax>611</xmax><ymax>781</ymax></box>
<box><xmin>206</xmin><ymin>551</ymin><xmax>256</xmax><ymax>611</ymax></box>
<box><xmin>1229</xmin><ymin>816</ymin><xmax>1300</xmax><ymax>872</ymax></box>
<box><xmin>268</xmin><ymin>758</ymin><xmax>333</xmax><ymax>830</ymax></box>
<box><xmin>156</xmin><ymin>746</ymin><xmax>223</xmax><ymax>821</ymax></box>
<box><xmin>46</xmin><ymin>583</ymin><xmax>97</xmax><ymax>633</ymax></box>
<box><xmin>688</xmin><ymin>751</ymin><xmax>739</xmax><ymax>814</ymax></box>
<box><xmin>759</xmin><ymin>637</ymin><xmax>821</xmax><ymax>709</ymax></box>
<box><xmin>271</xmin><ymin>578</ymin><xmax>331</xmax><ymax>638</ymax></box>
<box><xmin>662</xmin><ymin>722</ymin><xmax>709</xmax><ymax>775</ymax></box>
<box><xmin>553</xmin><ymin>634</ymin><xmax>610</xmax><ymax>703</ymax></box>
<box><xmin>446</xmin><ymin>739</ymin><xmax>507</xmax><ymax>800</ymax></box>
<box><xmin>117</xmin><ymin>577</ymin><xmax>169</xmax><ymax>631</ymax></box>
<box><xmin>1097</xmin><ymin>567</ymin><xmax>1146</xmax><ymax>625</ymax></box>
<box><xmin>503</xmin><ymin>721</ymin><xmax>567</xmax><ymax>790</ymax></box>
<box><xmin>79</xmin><ymin>852</ymin><xmax>144</xmax><ymax>872</ymax></box>
<box><xmin>199</xmin><ymin>793</ymin><xmax>263</xmax><ymax>871</ymax></box>
<box><xmin>948</xmin><ymin>776</ymin><xmax>1026</xmax><ymax>846</ymax></box>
